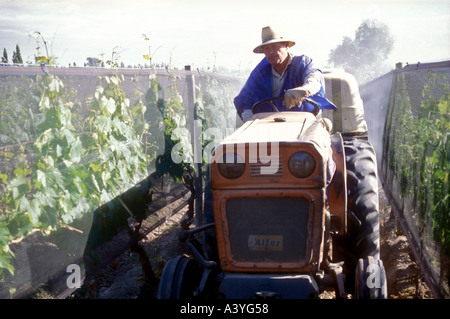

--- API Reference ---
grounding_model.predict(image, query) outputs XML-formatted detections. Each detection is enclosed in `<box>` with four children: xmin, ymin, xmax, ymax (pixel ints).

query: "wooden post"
<box><xmin>185</xmin><ymin>65</ymin><xmax>203</xmax><ymax>226</ymax></box>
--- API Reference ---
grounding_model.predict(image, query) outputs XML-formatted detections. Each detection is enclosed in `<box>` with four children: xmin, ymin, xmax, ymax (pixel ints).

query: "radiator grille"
<box><xmin>225</xmin><ymin>197</ymin><xmax>309</xmax><ymax>264</ymax></box>
<box><xmin>249</xmin><ymin>157</ymin><xmax>283</xmax><ymax>176</ymax></box>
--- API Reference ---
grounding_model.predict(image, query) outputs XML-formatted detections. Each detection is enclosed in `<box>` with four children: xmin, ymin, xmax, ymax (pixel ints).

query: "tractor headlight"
<box><xmin>218</xmin><ymin>153</ymin><xmax>245</xmax><ymax>179</ymax></box>
<box><xmin>288</xmin><ymin>152</ymin><xmax>316</xmax><ymax>178</ymax></box>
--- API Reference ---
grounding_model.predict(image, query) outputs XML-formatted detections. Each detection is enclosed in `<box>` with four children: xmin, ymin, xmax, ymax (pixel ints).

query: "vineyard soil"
<box><xmin>66</xmin><ymin>189</ymin><xmax>432</xmax><ymax>300</ymax></box>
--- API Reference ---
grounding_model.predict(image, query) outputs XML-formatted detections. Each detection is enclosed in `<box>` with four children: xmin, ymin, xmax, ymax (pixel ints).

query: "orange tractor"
<box><xmin>158</xmin><ymin>70</ymin><xmax>387</xmax><ymax>299</ymax></box>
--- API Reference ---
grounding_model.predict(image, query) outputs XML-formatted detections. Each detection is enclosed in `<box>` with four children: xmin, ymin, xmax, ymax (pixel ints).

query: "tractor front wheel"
<box><xmin>355</xmin><ymin>256</ymin><xmax>388</xmax><ymax>299</ymax></box>
<box><xmin>157</xmin><ymin>255</ymin><xmax>202</xmax><ymax>299</ymax></box>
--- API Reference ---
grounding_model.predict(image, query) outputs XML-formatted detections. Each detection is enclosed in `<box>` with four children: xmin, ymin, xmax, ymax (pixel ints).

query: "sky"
<box><xmin>1</xmin><ymin>0</ymin><xmax>449</xmax><ymax>73</ymax></box>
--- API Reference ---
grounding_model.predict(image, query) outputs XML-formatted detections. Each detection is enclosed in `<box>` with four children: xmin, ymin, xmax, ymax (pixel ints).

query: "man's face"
<box><xmin>262</xmin><ymin>42</ymin><xmax>289</xmax><ymax>67</ymax></box>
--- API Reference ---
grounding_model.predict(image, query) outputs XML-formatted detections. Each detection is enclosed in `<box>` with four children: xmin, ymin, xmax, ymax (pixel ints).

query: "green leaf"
<box><xmin>7</xmin><ymin>176</ymin><xmax>30</xmax><ymax>200</ymax></box>
<box><xmin>13</xmin><ymin>167</ymin><xmax>25</xmax><ymax>177</ymax></box>
<box><xmin>72</xmin><ymin>176</ymin><xmax>87</xmax><ymax>196</ymax></box>
<box><xmin>37</xmin><ymin>170</ymin><xmax>47</xmax><ymax>188</ymax></box>
<box><xmin>39</xmin><ymin>96</ymin><xmax>50</xmax><ymax>110</ymax></box>
<box><xmin>59</xmin><ymin>104</ymin><xmax>72</xmax><ymax>127</ymax></box>
<box><xmin>35</xmin><ymin>128</ymin><xmax>54</xmax><ymax>151</ymax></box>
<box><xmin>95</xmin><ymin>115</ymin><xmax>112</xmax><ymax>134</ymax></box>
<box><xmin>70</xmin><ymin>137</ymin><xmax>82</xmax><ymax>163</ymax></box>
<box><xmin>46</xmin><ymin>167</ymin><xmax>64</xmax><ymax>190</ymax></box>
<box><xmin>94</xmin><ymin>86</ymin><xmax>104</xmax><ymax>100</ymax></box>
<box><xmin>35</xmin><ymin>55</ymin><xmax>50</xmax><ymax>64</ymax></box>
<box><xmin>56</xmin><ymin>144</ymin><xmax>62</xmax><ymax>157</ymax></box>
<box><xmin>90</xmin><ymin>174</ymin><xmax>101</xmax><ymax>192</ymax></box>
<box><xmin>0</xmin><ymin>173</ymin><xmax>7</xmax><ymax>184</ymax></box>
<box><xmin>28</xmin><ymin>198</ymin><xmax>41</xmax><ymax>224</ymax></box>
<box><xmin>41</xmin><ymin>107</ymin><xmax>61</xmax><ymax>130</ymax></box>
<box><xmin>0</xmin><ymin>251</ymin><xmax>15</xmax><ymax>276</ymax></box>
<box><xmin>18</xmin><ymin>195</ymin><xmax>30</xmax><ymax>212</ymax></box>
<box><xmin>39</xmin><ymin>206</ymin><xmax>59</xmax><ymax>228</ymax></box>
<box><xmin>35</xmin><ymin>188</ymin><xmax>57</xmax><ymax>208</ymax></box>
<box><xmin>110</xmin><ymin>76</ymin><xmax>119</xmax><ymax>86</ymax></box>
<box><xmin>101</xmin><ymin>170</ymin><xmax>111</xmax><ymax>187</ymax></box>
<box><xmin>70</xmin><ymin>197</ymin><xmax>90</xmax><ymax>222</ymax></box>
<box><xmin>106</xmin><ymin>97</ymin><xmax>116</xmax><ymax>115</ymax></box>
<box><xmin>437</xmin><ymin>100</ymin><xmax>448</xmax><ymax>115</ymax></box>
<box><xmin>100</xmin><ymin>96</ymin><xmax>116</xmax><ymax>115</ymax></box>
<box><xmin>100</xmin><ymin>189</ymin><xmax>111</xmax><ymax>203</ymax></box>
<box><xmin>7</xmin><ymin>213</ymin><xmax>33</xmax><ymax>238</ymax></box>
<box><xmin>0</xmin><ymin>227</ymin><xmax>11</xmax><ymax>246</ymax></box>
<box><xmin>62</xmin><ymin>128</ymin><xmax>75</xmax><ymax>145</ymax></box>
<box><xmin>42</xmin><ymin>155</ymin><xmax>55</xmax><ymax>167</ymax></box>
<box><xmin>89</xmin><ymin>162</ymin><xmax>102</xmax><ymax>172</ymax></box>
<box><xmin>47</xmin><ymin>75</ymin><xmax>63</xmax><ymax>93</ymax></box>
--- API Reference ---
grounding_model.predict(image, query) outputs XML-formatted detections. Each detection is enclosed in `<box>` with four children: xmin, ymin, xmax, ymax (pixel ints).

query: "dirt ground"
<box><xmin>378</xmin><ymin>190</ymin><xmax>432</xmax><ymax>299</ymax></box>
<box><xmin>67</xmin><ymin>189</ymin><xmax>432</xmax><ymax>299</ymax></box>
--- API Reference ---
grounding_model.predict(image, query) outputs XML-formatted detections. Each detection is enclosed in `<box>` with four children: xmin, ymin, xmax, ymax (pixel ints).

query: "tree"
<box><xmin>328</xmin><ymin>19</ymin><xmax>394</xmax><ymax>84</ymax></box>
<box><xmin>12</xmin><ymin>44</ymin><xmax>23</xmax><ymax>64</ymax></box>
<box><xmin>86</xmin><ymin>57</ymin><xmax>101</xmax><ymax>66</ymax></box>
<box><xmin>2</xmin><ymin>48</ymin><xmax>8</xmax><ymax>63</ymax></box>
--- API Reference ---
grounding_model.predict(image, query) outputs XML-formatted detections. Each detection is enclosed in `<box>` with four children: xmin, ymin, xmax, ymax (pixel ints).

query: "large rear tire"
<box><xmin>345</xmin><ymin>138</ymin><xmax>380</xmax><ymax>259</ymax></box>
<box><xmin>333</xmin><ymin>138</ymin><xmax>381</xmax><ymax>294</ymax></box>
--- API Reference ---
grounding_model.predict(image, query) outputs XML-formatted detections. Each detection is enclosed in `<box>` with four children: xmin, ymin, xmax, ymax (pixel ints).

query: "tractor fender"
<box><xmin>328</xmin><ymin>132</ymin><xmax>347</xmax><ymax>235</ymax></box>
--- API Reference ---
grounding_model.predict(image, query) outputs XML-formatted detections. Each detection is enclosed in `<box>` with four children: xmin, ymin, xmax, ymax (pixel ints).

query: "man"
<box><xmin>234</xmin><ymin>25</ymin><xmax>336</xmax><ymax>186</ymax></box>
<box><xmin>202</xmin><ymin>27</ymin><xmax>336</xmax><ymax>262</ymax></box>
<box><xmin>235</xmin><ymin>26</ymin><xmax>335</xmax><ymax>122</ymax></box>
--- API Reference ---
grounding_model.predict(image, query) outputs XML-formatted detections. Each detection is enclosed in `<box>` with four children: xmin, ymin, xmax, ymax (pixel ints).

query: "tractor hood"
<box><xmin>222</xmin><ymin>112</ymin><xmax>328</xmax><ymax>148</ymax></box>
<box><xmin>210</xmin><ymin>111</ymin><xmax>332</xmax><ymax>190</ymax></box>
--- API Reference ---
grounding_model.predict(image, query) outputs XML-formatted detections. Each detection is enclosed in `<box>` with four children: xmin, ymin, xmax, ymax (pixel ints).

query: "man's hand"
<box><xmin>283</xmin><ymin>87</ymin><xmax>310</xmax><ymax>109</ymax></box>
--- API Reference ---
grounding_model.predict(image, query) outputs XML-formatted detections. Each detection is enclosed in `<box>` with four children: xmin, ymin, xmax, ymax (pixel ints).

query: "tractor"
<box><xmin>157</xmin><ymin>69</ymin><xmax>387</xmax><ymax>299</ymax></box>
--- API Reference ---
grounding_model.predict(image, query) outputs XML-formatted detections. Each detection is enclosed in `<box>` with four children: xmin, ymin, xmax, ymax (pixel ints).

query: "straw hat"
<box><xmin>253</xmin><ymin>26</ymin><xmax>296</xmax><ymax>53</ymax></box>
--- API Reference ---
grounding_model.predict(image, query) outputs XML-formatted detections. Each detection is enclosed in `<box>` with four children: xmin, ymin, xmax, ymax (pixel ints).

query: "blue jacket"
<box><xmin>234</xmin><ymin>55</ymin><xmax>336</xmax><ymax>119</ymax></box>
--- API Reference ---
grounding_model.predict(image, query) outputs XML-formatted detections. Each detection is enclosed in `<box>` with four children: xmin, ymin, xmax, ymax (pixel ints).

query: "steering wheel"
<box><xmin>251</xmin><ymin>96</ymin><xmax>320</xmax><ymax>116</ymax></box>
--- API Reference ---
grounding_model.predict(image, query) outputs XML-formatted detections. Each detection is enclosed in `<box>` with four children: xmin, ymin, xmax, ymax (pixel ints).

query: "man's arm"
<box><xmin>284</xmin><ymin>69</ymin><xmax>323</xmax><ymax>108</ymax></box>
<box><xmin>234</xmin><ymin>58</ymin><xmax>272</xmax><ymax>121</ymax></box>
<box><xmin>302</xmin><ymin>70</ymin><xmax>323</xmax><ymax>96</ymax></box>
